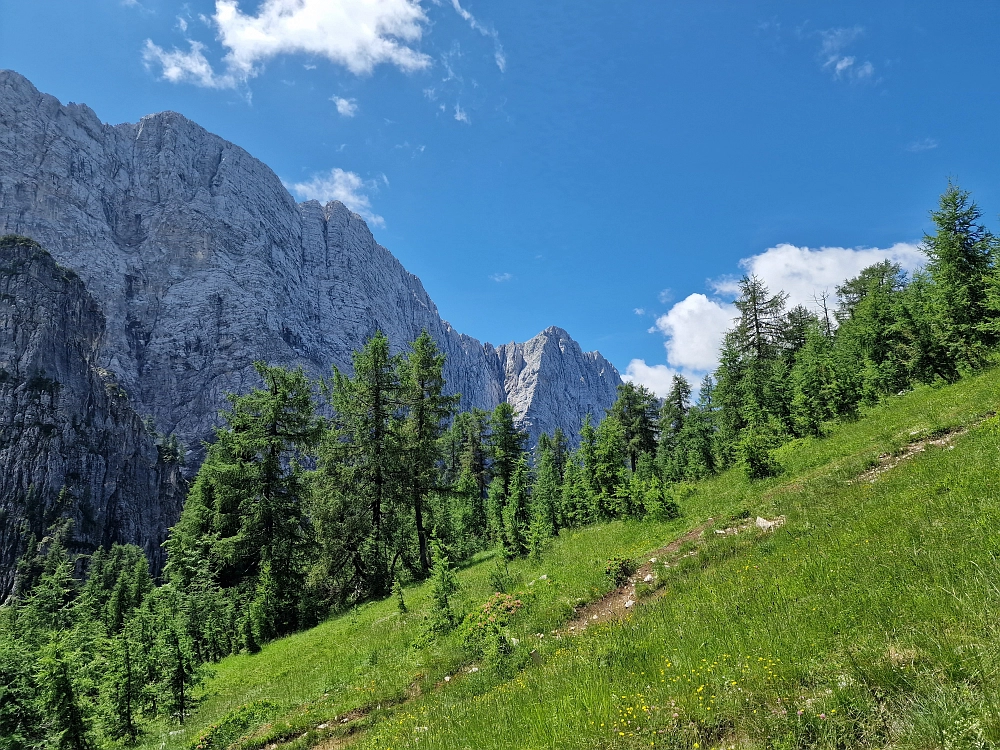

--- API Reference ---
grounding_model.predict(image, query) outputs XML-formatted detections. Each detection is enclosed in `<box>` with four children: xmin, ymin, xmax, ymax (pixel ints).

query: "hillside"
<box><xmin>135</xmin><ymin>366</ymin><xmax>1000</xmax><ymax>750</ymax></box>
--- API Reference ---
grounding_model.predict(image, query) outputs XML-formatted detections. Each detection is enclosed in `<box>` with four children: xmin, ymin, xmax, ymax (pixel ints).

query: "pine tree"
<box><xmin>530</xmin><ymin>440</ymin><xmax>561</xmax><ymax>535</ymax></box>
<box><xmin>489</xmin><ymin>403</ymin><xmax>527</xmax><ymax>497</ymax></box>
<box><xmin>592</xmin><ymin>416</ymin><xmax>629</xmax><ymax>517</ymax></box>
<box><xmin>166</xmin><ymin>363</ymin><xmax>320</xmax><ymax>639</ymax></box>
<box><xmin>0</xmin><ymin>641</ymin><xmax>43</xmax><ymax>750</ymax></box>
<box><xmin>316</xmin><ymin>331</ymin><xmax>404</xmax><ymax>599</ymax></box>
<box><xmin>158</xmin><ymin>623</ymin><xmax>199</xmax><ymax>724</ymax></box>
<box><xmin>658</xmin><ymin>374</ymin><xmax>692</xmax><ymax>482</ymax></box>
<box><xmin>501</xmin><ymin>459</ymin><xmax>530</xmax><ymax>559</ymax></box>
<box><xmin>789</xmin><ymin>324</ymin><xmax>837</xmax><ymax>437</ymax></box>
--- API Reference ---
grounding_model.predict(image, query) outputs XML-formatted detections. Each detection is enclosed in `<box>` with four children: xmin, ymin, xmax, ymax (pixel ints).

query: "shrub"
<box><xmin>604</xmin><ymin>555</ymin><xmax>636</xmax><ymax>587</ymax></box>
<box><xmin>460</xmin><ymin>592</ymin><xmax>526</xmax><ymax>665</ymax></box>
<box><xmin>190</xmin><ymin>700</ymin><xmax>277</xmax><ymax>750</ymax></box>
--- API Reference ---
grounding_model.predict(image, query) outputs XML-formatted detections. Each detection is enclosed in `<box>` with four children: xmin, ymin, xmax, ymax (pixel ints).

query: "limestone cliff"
<box><xmin>0</xmin><ymin>69</ymin><xmax>621</xmax><ymax>452</ymax></box>
<box><xmin>0</xmin><ymin>236</ymin><xmax>184</xmax><ymax>599</ymax></box>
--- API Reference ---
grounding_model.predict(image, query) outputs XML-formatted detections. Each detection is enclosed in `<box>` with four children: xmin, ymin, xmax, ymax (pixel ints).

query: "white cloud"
<box><xmin>332</xmin><ymin>96</ymin><xmax>358</xmax><ymax>117</ymax></box>
<box><xmin>454</xmin><ymin>103</ymin><xmax>470</xmax><ymax>123</ymax></box>
<box><xmin>289</xmin><ymin>168</ymin><xmax>384</xmax><ymax>227</ymax></box>
<box><xmin>721</xmin><ymin>242</ymin><xmax>925</xmax><ymax>311</ymax></box>
<box><xmin>450</xmin><ymin>0</ymin><xmax>506</xmax><ymax>72</ymax></box>
<box><xmin>623</xmin><ymin>360</ymin><xmax>684</xmax><ymax>398</ymax></box>
<box><xmin>490</xmin><ymin>272</ymin><xmax>512</xmax><ymax>282</ymax></box>
<box><xmin>635</xmin><ymin>242</ymin><xmax>926</xmax><ymax>383</ymax></box>
<box><xmin>145</xmin><ymin>0</ymin><xmax>430</xmax><ymax>89</ymax></box>
<box><xmin>907</xmin><ymin>137</ymin><xmax>939</xmax><ymax>152</ymax></box>
<box><xmin>634</xmin><ymin>308</ymin><xmax>645</xmax><ymax>316</ymax></box>
<box><xmin>653</xmin><ymin>293</ymin><xmax>738</xmax><ymax>372</ymax></box>
<box><xmin>142</xmin><ymin>40</ymin><xmax>237</xmax><ymax>89</ymax></box>
<box><xmin>177</xmin><ymin>16</ymin><xmax>188</xmax><ymax>32</ymax></box>
<box><xmin>819</xmin><ymin>26</ymin><xmax>874</xmax><ymax>81</ymax></box>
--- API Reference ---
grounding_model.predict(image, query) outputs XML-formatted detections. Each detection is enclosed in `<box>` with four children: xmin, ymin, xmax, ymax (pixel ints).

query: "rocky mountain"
<box><xmin>0</xmin><ymin>236</ymin><xmax>184</xmax><ymax>599</ymax></box>
<box><xmin>0</xmin><ymin>69</ymin><xmax>620</xmax><ymax>456</ymax></box>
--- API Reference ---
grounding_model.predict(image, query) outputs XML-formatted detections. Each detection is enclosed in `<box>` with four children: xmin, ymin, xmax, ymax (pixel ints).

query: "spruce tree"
<box><xmin>489</xmin><ymin>403</ymin><xmax>528</xmax><ymax>496</ymax></box>
<box><xmin>0</xmin><ymin>641</ymin><xmax>43</xmax><ymax>750</ymax></box>
<box><xmin>501</xmin><ymin>458</ymin><xmax>530</xmax><ymax>559</ymax></box>
<box><xmin>922</xmin><ymin>182</ymin><xmax>998</xmax><ymax>369</ymax></box>
<box><xmin>608</xmin><ymin>382</ymin><xmax>659</xmax><ymax>472</ymax></box>
<box><xmin>99</xmin><ymin>633</ymin><xmax>140</xmax><ymax>745</ymax></box>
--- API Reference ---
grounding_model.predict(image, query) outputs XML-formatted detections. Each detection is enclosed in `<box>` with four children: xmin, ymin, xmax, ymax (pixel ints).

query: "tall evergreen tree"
<box><xmin>489</xmin><ymin>403</ymin><xmax>528</xmax><ymax>496</ymax></box>
<box><xmin>398</xmin><ymin>331</ymin><xmax>459</xmax><ymax>574</ymax></box>
<box><xmin>37</xmin><ymin>639</ymin><xmax>93</xmax><ymax>750</ymax></box>
<box><xmin>923</xmin><ymin>182</ymin><xmax>998</xmax><ymax>369</ymax></box>
<box><xmin>608</xmin><ymin>382</ymin><xmax>659</xmax><ymax>472</ymax></box>
<box><xmin>167</xmin><ymin>362</ymin><xmax>321</xmax><ymax>640</ymax></box>
<box><xmin>316</xmin><ymin>332</ymin><xmax>404</xmax><ymax>598</ymax></box>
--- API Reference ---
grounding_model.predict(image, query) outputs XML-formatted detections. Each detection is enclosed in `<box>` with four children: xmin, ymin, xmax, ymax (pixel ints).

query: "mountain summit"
<box><xmin>0</xmin><ymin>70</ymin><xmax>620</xmax><ymax>454</ymax></box>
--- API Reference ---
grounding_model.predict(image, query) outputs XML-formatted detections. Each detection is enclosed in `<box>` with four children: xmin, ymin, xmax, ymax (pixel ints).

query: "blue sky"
<box><xmin>2</xmin><ymin>1</ymin><xmax>999</xmax><ymax>394</ymax></box>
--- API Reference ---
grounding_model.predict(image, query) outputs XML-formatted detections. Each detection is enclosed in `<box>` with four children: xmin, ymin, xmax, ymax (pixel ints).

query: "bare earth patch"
<box><xmin>559</xmin><ymin>515</ymin><xmax>784</xmax><ymax>634</ymax></box>
<box><xmin>857</xmin><ymin>427</ymin><xmax>969</xmax><ymax>483</ymax></box>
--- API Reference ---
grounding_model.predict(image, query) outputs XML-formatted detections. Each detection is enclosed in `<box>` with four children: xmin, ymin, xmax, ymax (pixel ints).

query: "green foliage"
<box><xmin>0</xmin><ymin>641</ymin><xmax>43</xmax><ymax>750</ymax></box>
<box><xmin>604</xmin><ymin>555</ymin><xmax>637</xmax><ymax>587</ymax></box>
<box><xmin>37</xmin><ymin>638</ymin><xmax>94</xmax><ymax>750</ymax></box>
<box><xmin>460</xmin><ymin>592</ymin><xmax>526</xmax><ymax>669</ymax></box>
<box><xmin>188</xmin><ymin>700</ymin><xmax>277</xmax><ymax>750</ymax></box>
<box><xmin>427</xmin><ymin>540</ymin><xmax>460</xmax><ymax>633</ymax></box>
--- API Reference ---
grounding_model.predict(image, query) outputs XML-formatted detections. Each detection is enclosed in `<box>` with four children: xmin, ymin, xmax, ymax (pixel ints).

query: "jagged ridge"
<box><xmin>0</xmin><ymin>69</ymin><xmax>620</xmax><ymax>454</ymax></box>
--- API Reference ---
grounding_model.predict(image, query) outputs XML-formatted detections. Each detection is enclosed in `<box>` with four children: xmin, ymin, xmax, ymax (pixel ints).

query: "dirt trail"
<box><xmin>857</xmin><ymin>426</ymin><xmax>969</xmax><ymax>483</ymax></box>
<box><xmin>283</xmin><ymin>515</ymin><xmax>790</xmax><ymax>749</ymax></box>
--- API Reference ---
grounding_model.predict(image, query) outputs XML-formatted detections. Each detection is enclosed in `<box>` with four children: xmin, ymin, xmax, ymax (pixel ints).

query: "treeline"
<box><xmin>1</xmin><ymin>183</ymin><xmax>997</xmax><ymax>748</ymax></box>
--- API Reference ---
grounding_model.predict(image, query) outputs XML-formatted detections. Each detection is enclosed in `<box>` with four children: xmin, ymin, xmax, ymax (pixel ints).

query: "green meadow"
<box><xmin>142</xmin><ymin>368</ymin><xmax>1000</xmax><ymax>750</ymax></box>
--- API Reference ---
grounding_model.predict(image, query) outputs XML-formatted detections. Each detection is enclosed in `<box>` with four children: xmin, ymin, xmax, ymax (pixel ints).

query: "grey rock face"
<box><xmin>0</xmin><ymin>236</ymin><xmax>184</xmax><ymax>599</ymax></box>
<box><xmin>0</xmin><ymin>69</ymin><xmax>621</xmax><ymax>452</ymax></box>
<box><xmin>494</xmin><ymin>326</ymin><xmax>621</xmax><ymax>441</ymax></box>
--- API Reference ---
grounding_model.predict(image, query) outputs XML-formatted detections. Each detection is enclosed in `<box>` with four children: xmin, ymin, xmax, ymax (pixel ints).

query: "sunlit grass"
<box><xmin>142</xmin><ymin>370</ymin><xmax>1000</xmax><ymax>750</ymax></box>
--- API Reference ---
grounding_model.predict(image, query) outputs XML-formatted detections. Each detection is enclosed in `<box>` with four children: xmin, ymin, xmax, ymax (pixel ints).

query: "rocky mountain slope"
<box><xmin>0</xmin><ymin>70</ymin><xmax>620</xmax><ymax>455</ymax></box>
<box><xmin>0</xmin><ymin>236</ymin><xmax>184</xmax><ymax>599</ymax></box>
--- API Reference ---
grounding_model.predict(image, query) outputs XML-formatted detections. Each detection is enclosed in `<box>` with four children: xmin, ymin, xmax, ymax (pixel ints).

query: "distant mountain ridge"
<box><xmin>0</xmin><ymin>69</ymin><xmax>621</xmax><ymax>456</ymax></box>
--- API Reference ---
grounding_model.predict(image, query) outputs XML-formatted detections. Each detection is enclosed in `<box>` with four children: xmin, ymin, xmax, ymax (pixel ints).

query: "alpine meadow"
<box><xmin>3</xmin><ymin>4</ymin><xmax>1000</xmax><ymax>750</ymax></box>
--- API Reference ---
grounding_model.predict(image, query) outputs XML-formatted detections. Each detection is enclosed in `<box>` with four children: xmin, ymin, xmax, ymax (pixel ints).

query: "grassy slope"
<box><xmin>145</xmin><ymin>369</ymin><xmax>1000</xmax><ymax>750</ymax></box>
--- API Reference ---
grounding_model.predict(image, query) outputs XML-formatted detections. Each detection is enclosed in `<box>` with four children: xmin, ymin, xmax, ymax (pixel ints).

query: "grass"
<box><xmin>142</xmin><ymin>370</ymin><xmax>1000</xmax><ymax>750</ymax></box>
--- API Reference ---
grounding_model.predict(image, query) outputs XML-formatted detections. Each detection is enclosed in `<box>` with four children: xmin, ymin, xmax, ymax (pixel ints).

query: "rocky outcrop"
<box><xmin>0</xmin><ymin>236</ymin><xmax>185</xmax><ymax>599</ymax></box>
<box><xmin>0</xmin><ymin>69</ymin><xmax>621</xmax><ymax>453</ymax></box>
<box><xmin>493</xmin><ymin>326</ymin><xmax>621</xmax><ymax>441</ymax></box>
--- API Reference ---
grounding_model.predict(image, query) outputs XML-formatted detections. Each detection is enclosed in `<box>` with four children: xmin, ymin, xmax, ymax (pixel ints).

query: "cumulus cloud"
<box><xmin>332</xmin><ymin>96</ymin><xmax>358</xmax><ymax>117</ymax></box>
<box><xmin>145</xmin><ymin>0</ymin><xmax>430</xmax><ymax>88</ymax></box>
<box><xmin>653</xmin><ymin>293</ymin><xmax>738</xmax><ymax>372</ymax></box>
<box><xmin>717</xmin><ymin>242</ymin><xmax>925</xmax><ymax>311</ymax></box>
<box><xmin>454</xmin><ymin>103</ymin><xmax>470</xmax><ymax>123</ymax></box>
<box><xmin>629</xmin><ymin>242</ymin><xmax>927</xmax><ymax>392</ymax></box>
<box><xmin>819</xmin><ymin>26</ymin><xmax>874</xmax><ymax>81</ymax></box>
<box><xmin>623</xmin><ymin>360</ymin><xmax>686</xmax><ymax>398</ymax></box>
<box><xmin>490</xmin><ymin>272</ymin><xmax>512</xmax><ymax>282</ymax></box>
<box><xmin>289</xmin><ymin>168</ymin><xmax>384</xmax><ymax>227</ymax></box>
